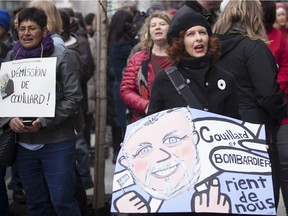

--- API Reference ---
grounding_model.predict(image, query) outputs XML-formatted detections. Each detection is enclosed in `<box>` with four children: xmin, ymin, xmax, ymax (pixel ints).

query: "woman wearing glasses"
<box><xmin>2</xmin><ymin>7</ymin><xmax>82</xmax><ymax>215</ymax></box>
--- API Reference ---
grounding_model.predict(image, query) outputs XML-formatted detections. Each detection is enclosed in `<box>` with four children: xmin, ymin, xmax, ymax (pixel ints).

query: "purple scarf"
<box><xmin>13</xmin><ymin>32</ymin><xmax>54</xmax><ymax>60</ymax></box>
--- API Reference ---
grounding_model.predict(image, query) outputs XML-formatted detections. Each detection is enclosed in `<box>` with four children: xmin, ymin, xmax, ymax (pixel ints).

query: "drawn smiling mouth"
<box><xmin>151</xmin><ymin>162</ymin><xmax>179</xmax><ymax>179</ymax></box>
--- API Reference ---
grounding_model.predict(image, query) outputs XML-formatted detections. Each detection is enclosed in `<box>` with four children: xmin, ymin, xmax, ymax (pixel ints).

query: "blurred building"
<box><xmin>0</xmin><ymin>0</ymin><xmax>183</xmax><ymax>18</ymax></box>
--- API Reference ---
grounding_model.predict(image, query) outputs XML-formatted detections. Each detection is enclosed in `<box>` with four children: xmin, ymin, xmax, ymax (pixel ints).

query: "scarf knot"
<box><xmin>13</xmin><ymin>32</ymin><xmax>54</xmax><ymax>60</ymax></box>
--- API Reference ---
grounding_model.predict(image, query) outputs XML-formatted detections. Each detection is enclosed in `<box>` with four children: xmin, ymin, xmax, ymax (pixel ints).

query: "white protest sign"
<box><xmin>0</xmin><ymin>57</ymin><xmax>56</xmax><ymax>117</ymax></box>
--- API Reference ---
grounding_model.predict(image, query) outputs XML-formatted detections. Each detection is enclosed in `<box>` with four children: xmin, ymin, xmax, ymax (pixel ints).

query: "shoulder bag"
<box><xmin>164</xmin><ymin>66</ymin><xmax>203</xmax><ymax>110</ymax></box>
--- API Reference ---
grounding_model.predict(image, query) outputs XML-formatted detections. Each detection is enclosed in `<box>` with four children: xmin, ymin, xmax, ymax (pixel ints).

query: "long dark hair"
<box><xmin>59</xmin><ymin>9</ymin><xmax>70</xmax><ymax>42</ymax></box>
<box><xmin>260</xmin><ymin>1</ymin><xmax>276</xmax><ymax>30</ymax></box>
<box><xmin>108</xmin><ymin>10</ymin><xmax>136</xmax><ymax>44</ymax></box>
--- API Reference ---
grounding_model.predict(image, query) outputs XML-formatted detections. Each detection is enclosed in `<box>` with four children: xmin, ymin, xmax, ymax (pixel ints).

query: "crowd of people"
<box><xmin>0</xmin><ymin>0</ymin><xmax>288</xmax><ymax>215</ymax></box>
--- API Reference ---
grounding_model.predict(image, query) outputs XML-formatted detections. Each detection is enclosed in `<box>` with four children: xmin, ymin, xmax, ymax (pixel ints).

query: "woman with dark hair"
<box><xmin>148</xmin><ymin>12</ymin><xmax>239</xmax><ymax>120</ymax></box>
<box><xmin>1</xmin><ymin>7</ymin><xmax>82</xmax><ymax>215</ymax></box>
<box><xmin>108</xmin><ymin>9</ymin><xmax>137</xmax><ymax>163</ymax></box>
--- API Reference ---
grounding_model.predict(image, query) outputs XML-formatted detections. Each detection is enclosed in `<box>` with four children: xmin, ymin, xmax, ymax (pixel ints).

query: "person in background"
<box><xmin>144</xmin><ymin>3</ymin><xmax>165</xmax><ymax>18</ymax></box>
<box><xmin>0</xmin><ymin>10</ymin><xmax>13</xmax><ymax>213</ymax></box>
<box><xmin>261</xmin><ymin>2</ymin><xmax>288</xmax><ymax>96</ymax></box>
<box><xmin>105</xmin><ymin>59</ymin><xmax>116</xmax><ymax>160</ymax></box>
<box><xmin>108</xmin><ymin>9</ymin><xmax>138</xmax><ymax>164</ymax></box>
<box><xmin>27</xmin><ymin>0</ymin><xmax>66</xmax><ymax>50</ymax></box>
<box><xmin>62</xmin><ymin>7</ymin><xmax>95</xmax><ymax>189</ymax></box>
<box><xmin>2</xmin><ymin>7</ymin><xmax>82</xmax><ymax>215</ymax></box>
<box><xmin>213</xmin><ymin>0</ymin><xmax>287</xmax><ymax>208</ymax></box>
<box><xmin>74</xmin><ymin>11</ymin><xmax>86</xmax><ymax>31</ymax></box>
<box><xmin>58</xmin><ymin>9</ymin><xmax>82</xmax><ymax>77</ymax></box>
<box><xmin>261</xmin><ymin>1</ymin><xmax>288</xmax><ymax>214</ymax></box>
<box><xmin>63</xmin><ymin>8</ymin><xmax>95</xmax><ymax>84</ymax></box>
<box><xmin>85</xmin><ymin>36</ymin><xmax>98</xmax><ymax>160</ymax></box>
<box><xmin>167</xmin><ymin>0</ymin><xmax>221</xmax><ymax>42</ymax></box>
<box><xmin>0</xmin><ymin>8</ymin><xmax>27</xmax><ymax>206</ymax></box>
<box><xmin>121</xmin><ymin>0</ymin><xmax>145</xmax><ymax>36</ymax></box>
<box><xmin>0</xmin><ymin>9</ymin><xmax>14</xmax><ymax>62</ymax></box>
<box><xmin>59</xmin><ymin>9</ymin><xmax>89</xmax><ymax>215</ymax></box>
<box><xmin>84</xmin><ymin>12</ymin><xmax>97</xmax><ymax>152</ymax></box>
<box><xmin>120</xmin><ymin>11</ymin><xmax>172</xmax><ymax>122</ymax></box>
<box><xmin>0</xmin><ymin>165</ymin><xmax>8</xmax><ymax>216</ymax></box>
<box><xmin>127</xmin><ymin>3</ymin><xmax>165</xmax><ymax>60</ymax></box>
<box><xmin>11</xmin><ymin>7</ymin><xmax>22</xmax><ymax>41</ymax></box>
<box><xmin>274</xmin><ymin>3</ymin><xmax>288</xmax><ymax>36</ymax></box>
<box><xmin>84</xmin><ymin>13</ymin><xmax>96</xmax><ymax>38</ymax></box>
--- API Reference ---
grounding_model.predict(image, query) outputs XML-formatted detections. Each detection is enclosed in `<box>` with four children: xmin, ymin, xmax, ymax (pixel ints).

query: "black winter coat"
<box><xmin>215</xmin><ymin>34</ymin><xmax>287</xmax><ymax>125</ymax></box>
<box><xmin>148</xmin><ymin>56</ymin><xmax>240</xmax><ymax>119</ymax></box>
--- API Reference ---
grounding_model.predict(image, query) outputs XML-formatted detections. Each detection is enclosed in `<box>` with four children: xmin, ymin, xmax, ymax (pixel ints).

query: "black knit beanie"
<box><xmin>167</xmin><ymin>12</ymin><xmax>212</xmax><ymax>45</ymax></box>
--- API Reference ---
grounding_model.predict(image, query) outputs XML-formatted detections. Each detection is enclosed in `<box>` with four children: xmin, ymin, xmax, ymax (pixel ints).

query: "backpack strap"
<box><xmin>165</xmin><ymin>66</ymin><xmax>203</xmax><ymax>110</ymax></box>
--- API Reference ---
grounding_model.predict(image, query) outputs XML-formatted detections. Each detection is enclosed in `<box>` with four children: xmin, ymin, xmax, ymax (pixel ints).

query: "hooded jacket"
<box><xmin>215</xmin><ymin>34</ymin><xmax>287</xmax><ymax>125</ymax></box>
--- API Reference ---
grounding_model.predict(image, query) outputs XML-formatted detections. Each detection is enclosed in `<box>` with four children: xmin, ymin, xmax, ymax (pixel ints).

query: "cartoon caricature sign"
<box><xmin>0</xmin><ymin>57</ymin><xmax>56</xmax><ymax>117</ymax></box>
<box><xmin>111</xmin><ymin>107</ymin><xmax>276</xmax><ymax>215</ymax></box>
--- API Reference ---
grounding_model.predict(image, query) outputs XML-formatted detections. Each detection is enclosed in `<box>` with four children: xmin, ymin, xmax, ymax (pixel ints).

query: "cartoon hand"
<box><xmin>240</xmin><ymin>139</ymin><xmax>267</xmax><ymax>153</ymax></box>
<box><xmin>193</xmin><ymin>178</ymin><xmax>230</xmax><ymax>213</ymax></box>
<box><xmin>114</xmin><ymin>191</ymin><xmax>149</xmax><ymax>213</ymax></box>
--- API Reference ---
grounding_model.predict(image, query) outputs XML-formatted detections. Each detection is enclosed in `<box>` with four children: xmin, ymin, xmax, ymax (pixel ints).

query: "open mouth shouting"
<box><xmin>194</xmin><ymin>44</ymin><xmax>205</xmax><ymax>53</ymax></box>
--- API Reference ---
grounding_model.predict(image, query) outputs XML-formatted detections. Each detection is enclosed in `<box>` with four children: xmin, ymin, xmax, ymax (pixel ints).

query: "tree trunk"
<box><xmin>93</xmin><ymin>0</ymin><xmax>108</xmax><ymax>211</ymax></box>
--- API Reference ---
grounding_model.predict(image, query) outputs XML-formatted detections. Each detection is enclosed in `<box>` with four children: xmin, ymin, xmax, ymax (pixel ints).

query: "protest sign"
<box><xmin>111</xmin><ymin>107</ymin><xmax>276</xmax><ymax>215</ymax></box>
<box><xmin>0</xmin><ymin>57</ymin><xmax>56</xmax><ymax>117</ymax></box>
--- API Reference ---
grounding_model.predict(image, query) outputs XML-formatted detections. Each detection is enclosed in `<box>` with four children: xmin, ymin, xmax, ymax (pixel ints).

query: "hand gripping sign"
<box><xmin>111</xmin><ymin>107</ymin><xmax>276</xmax><ymax>215</ymax></box>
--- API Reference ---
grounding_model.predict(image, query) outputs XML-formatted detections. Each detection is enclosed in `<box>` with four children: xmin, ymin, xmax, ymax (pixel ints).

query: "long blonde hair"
<box><xmin>139</xmin><ymin>11</ymin><xmax>172</xmax><ymax>49</ymax></box>
<box><xmin>27</xmin><ymin>1</ymin><xmax>62</xmax><ymax>35</ymax></box>
<box><xmin>213</xmin><ymin>0</ymin><xmax>268</xmax><ymax>43</ymax></box>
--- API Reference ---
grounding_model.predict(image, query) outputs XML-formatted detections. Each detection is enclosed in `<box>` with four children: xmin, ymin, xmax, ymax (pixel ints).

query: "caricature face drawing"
<box><xmin>122</xmin><ymin>108</ymin><xmax>200</xmax><ymax>200</ymax></box>
<box><xmin>112</xmin><ymin>108</ymin><xmax>275</xmax><ymax>215</ymax></box>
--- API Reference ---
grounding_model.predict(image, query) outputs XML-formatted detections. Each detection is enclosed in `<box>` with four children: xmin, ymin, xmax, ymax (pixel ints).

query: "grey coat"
<box><xmin>0</xmin><ymin>46</ymin><xmax>83</xmax><ymax>144</ymax></box>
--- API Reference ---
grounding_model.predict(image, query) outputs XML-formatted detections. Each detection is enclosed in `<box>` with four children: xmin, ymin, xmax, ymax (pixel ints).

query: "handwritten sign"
<box><xmin>0</xmin><ymin>57</ymin><xmax>56</xmax><ymax>117</ymax></box>
<box><xmin>111</xmin><ymin>107</ymin><xmax>276</xmax><ymax>215</ymax></box>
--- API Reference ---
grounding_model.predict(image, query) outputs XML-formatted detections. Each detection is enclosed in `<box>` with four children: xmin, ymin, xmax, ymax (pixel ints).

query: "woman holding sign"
<box><xmin>3</xmin><ymin>7</ymin><xmax>82</xmax><ymax>215</ymax></box>
<box><xmin>145</xmin><ymin>11</ymin><xmax>239</xmax><ymax>216</ymax></box>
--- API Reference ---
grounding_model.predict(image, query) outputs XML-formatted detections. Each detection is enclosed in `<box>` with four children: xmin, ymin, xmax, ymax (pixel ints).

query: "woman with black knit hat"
<box><xmin>142</xmin><ymin>11</ymin><xmax>239</xmax><ymax>216</ymax></box>
<box><xmin>148</xmin><ymin>12</ymin><xmax>239</xmax><ymax>120</ymax></box>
